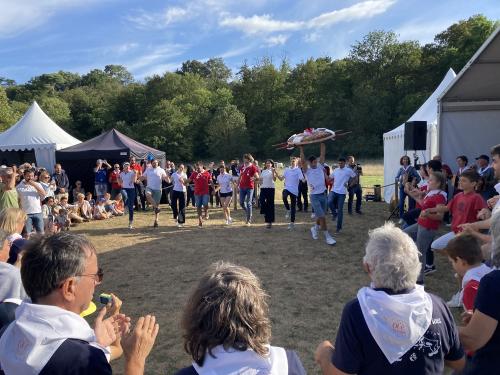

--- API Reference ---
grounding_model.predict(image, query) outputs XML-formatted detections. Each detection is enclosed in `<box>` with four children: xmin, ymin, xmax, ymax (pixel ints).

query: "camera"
<box><xmin>356</xmin><ymin>163</ymin><xmax>362</xmax><ymax>172</ymax></box>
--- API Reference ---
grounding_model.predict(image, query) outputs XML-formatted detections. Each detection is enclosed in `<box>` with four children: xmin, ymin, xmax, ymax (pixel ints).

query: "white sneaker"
<box><xmin>311</xmin><ymin>213</ymin><xmax>316</xmax><ymax>220</ymax></box>
<box><xmin>225</xmin><ymin>220</ymin><xmax>229</xmax><ymax>225</ymax></box>
<box><xmin>128</xmin><ymin>222</ymin><xmax>134</xmax><ymax>229</ymax></box>
<box><xmin>287</xmin><ymin>223</ymin><xmax>295</xmax><ymax>230</ymax></box>
<box><xmin>228</xmin><ymin>217</ymin><xmax>233</xmax><ymax>224</ymax></box>
<box><xmin>177</xmin><ymin>223</ymin><xmax>183</xmax><ymax>228</ymax></box>
<box><xmin>310</xmin><ymin>225</ymin><xmax>319</xmax><ymax>240</ymax></box>
<box><xmin>324</xmin><ymin>232</ymin><xmax>337</xmax><ymax>246</ymax></box>
<box><xmin>446</xmin><ymin>291</ymin><xmax>462</xmax><ymax>308</ymax></box>
<box><xmin>285</xmin><ymin>210</ymin><xmax>290</xmax><ymax>219</ymax></box>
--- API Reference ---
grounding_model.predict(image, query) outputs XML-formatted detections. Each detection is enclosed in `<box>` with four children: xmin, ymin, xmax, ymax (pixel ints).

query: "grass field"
<box><xmin>72</xmin><ymin>162</ymin><xmax>458</xmax><ymax>374</ymax></box>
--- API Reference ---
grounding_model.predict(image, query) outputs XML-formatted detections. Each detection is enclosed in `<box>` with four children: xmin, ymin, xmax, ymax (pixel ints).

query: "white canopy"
<box><xmin>0</xmin><ymin>101</ymin><xmax>80</xmax><ymax>172</ymax></box>
<box><xmin>438</xmin><ymin>26</ymin><xmax>500</xmax><ymax>167</ymax></box>
<box><xmin>382</xmin><ymin>68</ymin><xmax>457</xmax><ymax>203</ymax></box>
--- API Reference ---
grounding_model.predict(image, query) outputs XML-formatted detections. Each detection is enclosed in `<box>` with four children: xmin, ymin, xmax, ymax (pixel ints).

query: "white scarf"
<box><xmin>425</xmin><ymin>189</ymin><xmax>448</xmax><ymax>202</ymax></box>
<box><xmin>357</xmin><ymin>285</ymin><xmax>433</xmax><ymax>364</ymax></box>
<box><xmin>193</xmin><ymin>345</ymin><xmax>288</xmax><ymax>375</ymax></box>
<box><xmin>478</xmin><ymin>166</ymin><xmax>491</xmax><ymax>176</ymax></box>
<box><xmin>460</xmin><ymin>264</ymin><xmax>491</xmax><ymax>304</ymax></box>
<box><xmin>0</xmin><ymin>302</ymin><xmax>110</xmax><ymax>375</ymax></box>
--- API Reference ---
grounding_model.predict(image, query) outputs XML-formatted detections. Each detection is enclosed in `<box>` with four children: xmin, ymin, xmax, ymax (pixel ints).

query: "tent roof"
<box><xmin>439</xmin><ymin>26</ymin><xmax>500</xmax><ymax>103</ymax></box>
<box><xmin>58</xmin><ymin>128</ymin><xmax>165</xmax><ymax>158</ymax></box>
<box><xmin>384</xmin><ymin>68</ymin><xmax>456</xmax><ymax>137</ymax></box>
<box><xmin>0</xmin><ymin>101</ymin><xmax>80</xmax><ymax>151</ymax></box>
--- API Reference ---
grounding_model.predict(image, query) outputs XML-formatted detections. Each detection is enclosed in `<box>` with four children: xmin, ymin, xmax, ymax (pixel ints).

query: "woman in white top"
<box><xmin>38</xmin><ymin>171</ymin><xmax>56</xmax><ymax>198</ymax></box>
<box><xmin>118</xmin><ymin>162</ymin><xmax>138</xmax><ymax>229</ymax></box>
<box><xmin>259</xmin><ymin>160</ymin><xmax>277</xmax><ymax>229</ymax></box>
<box><xmin>171</xmin><ymin>164</ymin><xmax>187</xmax><ymax>227</ymax></box>
<box><xmin>216</xmin><ymin>165</ymin><xmax>234</xmax><ymax>225</ymax></box>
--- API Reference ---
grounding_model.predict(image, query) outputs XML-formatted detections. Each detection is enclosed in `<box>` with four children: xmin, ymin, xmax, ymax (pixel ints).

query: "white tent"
<box><xmin>0</xmin><ymin>101</ymin><xmax>80</xmax><ymax>172</ymax></box>
<box><xmin>382</xmin><ymin>68</ymin><xmax>456</xmax><ymax>203</ymax></box>
<box><xmin>438</xmin><ymin>26</ymin><xmax>500</xmax><ymax>167</ymax></box>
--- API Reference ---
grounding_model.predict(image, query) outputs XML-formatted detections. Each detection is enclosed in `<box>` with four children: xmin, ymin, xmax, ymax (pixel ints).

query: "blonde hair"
<box><xmin>77</xmin><ymin>193</ymin><xmax>85</xmax><ymax>199</ymax></box>
<box><xmin>0</xmin><ymin>208</ymin><xmax>27</xmax><ymax>235</ymax></box>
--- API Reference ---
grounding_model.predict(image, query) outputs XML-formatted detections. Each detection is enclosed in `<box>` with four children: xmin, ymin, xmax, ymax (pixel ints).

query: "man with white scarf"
<box><xmin>0</xmin><ymin>232</ymin><xmax>159</xmax><ymax>375</ymax></box>
<box><xmin>315</xmin><ymin>223</ymin><xmax>465</xmax><ymax>374</ymax></box>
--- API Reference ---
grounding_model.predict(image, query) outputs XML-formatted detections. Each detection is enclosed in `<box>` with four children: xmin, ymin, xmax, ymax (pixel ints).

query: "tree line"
<box><xmin>0</xmin><ymin>15</ymin><xmax>497</xmax><ymax>161</ymax></box>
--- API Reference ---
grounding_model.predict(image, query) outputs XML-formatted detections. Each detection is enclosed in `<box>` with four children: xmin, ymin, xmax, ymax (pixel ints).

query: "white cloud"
<box><xmin>396</xmin><ymin>18</ymin><xmax>456</xmax><ymax>44</ymax></box>
<box><xmin>265</xmin><ymin>34</ymin><xmax>289</xmax><ymax>46</ymax></box>
<box><xmin>126</xmin><ymin>6</ymin><xmax>190</xmax><ymax>29</ymax></box>
<box><xmin>219</xmin><ymin>45</ymin><xmax>256</xmax><ymax>59</ymax></box>
<box><xmin>123</xmin><ymin>43</ymin><xmax>188</xmax><ymax>73</ymax></box>
<box><xmin>219</xmin><ymin>0</ymin><xmax>397</xmax><ymax>35</ymax></box>
<box><xmin>136</xmin><ymin>62</ymin><xmax>183</xmax><ymax>79</ymax></box>
<box><xmin>304</xmin><ymin>32</ymin><xmax>319</xmax><ymax>43</ymax></box>
<box><xmin>0</xmin><ymin>0</ymin><xmax>104</xmax><ymax>37</ymax></box>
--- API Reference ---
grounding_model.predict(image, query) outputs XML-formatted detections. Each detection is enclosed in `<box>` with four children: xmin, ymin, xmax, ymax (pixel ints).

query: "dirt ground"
<box><xmin>72</xmin><ymin>195</ymin><xmax>458</xmax><ymax>374</ymax></box>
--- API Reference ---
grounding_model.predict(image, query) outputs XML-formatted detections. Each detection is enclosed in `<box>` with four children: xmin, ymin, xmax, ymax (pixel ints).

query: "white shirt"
<box><xmin>304</xmin><ymin>165</ymin><xmax>326</xmax><ymax>195</ymax></box>
<box><xmin>217</xmin><ymin>173</ymin><xmax>233</xmax><ymax>194</ymax></box>
<box><xmin>172</xmin><ymin>172</ymin><xmax>187</xmax><ymax>192</ymax></box>
<box><xmin>16</xmin><ymin>180</ymin><xmax>44</xmax><ymax>214</ymax></box>
<box><xmin>260</xmin><ymin>169</ymin><xmax>275</xmax><ymax>188</ymax></box>
<box><xmin>283</xmin><ymin>167</ymin><xmax>303</xmax><ymax>196</ymax></box>
<box><xmin>493</xmin><ymin>182</ymin><xmax>500</xmax><ymax>215</ymax></box>
<box><xmin>331</xmin><ymin>167</ymin><xmax>356</xmax><ymax>195</ymax></box>
<box><xmin>119</xmin><ymin>171</ymin><xmax>136</xmax><ymax>189</ymax></box>
<box><xmin>143</xmin><ymin>166</ymin><xmax>167</xmax><ymax>190</ymax></box>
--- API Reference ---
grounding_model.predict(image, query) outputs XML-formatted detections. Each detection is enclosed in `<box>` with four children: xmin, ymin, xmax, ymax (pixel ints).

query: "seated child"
<box><xmin>445</xmin><ymin>234</ymin><xmax>491</xmax><ymax>311</ymax></box>
<box><xmin>54</xmin><ymin>207</ymin><xmax>70</xmax><ymax>232</ymax></box>
<box><xmin>104</xmin><ymin>192</ymin><xmax>122</xmax><ymax>216</ymax></box>
<box><xmin>93</xmin><ymin>198</ymin><xmax>111</xmax><ymax>220</ymax></box>
<box><xmin>113</xmin><ymin>193</ymin><xmax>125</xmax><ymax>216</ymax></box>
<box><xmin>85</xmin><ymin>192</ymin><xmax>96</xmax><ymax>209</ymax></box>
<box><xmin>59</xmin><ymin>196</ymin><xmax>83</xmax><ymax>224</ymax></box>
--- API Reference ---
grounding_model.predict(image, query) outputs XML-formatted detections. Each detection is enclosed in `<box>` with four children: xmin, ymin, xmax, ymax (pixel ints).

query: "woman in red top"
<box><xmin>109</xmin><ymin>164</ymin><xmax>122</xmax><ymax>199</ymax></box>
<box><xmin>404</xmin><ymin>172</ymin><xmax>447</xmax><ymax>283</ymax></box>
<box><xmin>186</xmin><ymin>162</ymin><xmax>213</xmax><ymax>227</ymax></box>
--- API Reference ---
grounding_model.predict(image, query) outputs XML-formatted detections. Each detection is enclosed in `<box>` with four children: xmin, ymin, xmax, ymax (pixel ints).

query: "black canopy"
<box><xmin>56</xmin><ymin>129</ymin><xmax>166</xmax><ymax>200</ymax></box>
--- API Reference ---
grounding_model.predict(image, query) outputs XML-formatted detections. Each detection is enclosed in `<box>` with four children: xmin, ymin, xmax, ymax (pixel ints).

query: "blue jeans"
<box><xmin>310</xmin><ymin>192</ymin><xmax>327</xmax><ymax>218</ymax></box>
<box><xmin>239</xmin><ymin>188</ymin><xmax>254</xmax><ymax>222</ymax></box>
<box><xmin>399</xmin><ymin>186</ymin><xmax>416</xmax><ymax>218</ymax></box>
<box><xmin>328</xmin><ymin>192</ymin><xmax>346</xmax><ymax>231</ymax></box>
<box><xmin>121</xmin><ymin>188</ymin><xmax>136</xmax><ymax>222</ymax></box>
<box><xmin>26</xmin><ymin>213</ymin><xmax>44</xmax><ymax>234</ymax></box>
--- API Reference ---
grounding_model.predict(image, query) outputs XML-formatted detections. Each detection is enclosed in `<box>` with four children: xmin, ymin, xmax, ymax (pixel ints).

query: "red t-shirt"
<box><xmin>190</xmin><ymin>171</ymin><xmax>211</xmax><ymax>195</ymax></box>
<box><xmin>448</xmin><ymin>192</ymin><xmax>487</xmax><ymax>233</ymax></box>
<box><xmin>417</xmin><ymin>191</ymin><xmax>446</xmax><ymax>230</ymax></box>
<box><xmin>463</xmin><ymin>279</ymin><xmax>480</xmax><ymax>311</ymax></box>
<box><xmin>109</xmin><ymin>170</ymin><xmax>121</xmax><ymax>190</ymax></box>
<box><xmin>239</xmin><ymin>164</ymin><xmax>258</xmax><ymax>189</ymax></box>
<box><xmin>130</xmin><ymin>163</ymin><xmax>142</xmax><ymax>175</ymax></box>
<box><xmin>415</xmin><ymin>185</ymin><xmax>428</xmax><ymax>209</ymax></box>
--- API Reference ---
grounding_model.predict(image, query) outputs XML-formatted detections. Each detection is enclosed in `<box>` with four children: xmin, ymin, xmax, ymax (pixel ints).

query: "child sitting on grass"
<box><xmin>93</xmin><ymin>198</ymin><xmax>111</xmax><ymax>220</ymax></box>
<box><xmin>445</xmin><ymin>234</ymin><xmax>491</xmax><ymax>311</ymax></box>
<box><xmin>104</xmin><ymin>192</ymin><xmax>123</xmax><ymax>216</ymax></box>
<box><xmin>114</xmin><ymin>193</ymin><xmax>125</xmax><ymax>215</ymax></box>
<box><xmin>85</xmin><ymin>192</ymin><xmax>95</xmax><ymax>209</ymax></box>
<box><xmin>42</xmin><ymin>196</ymin><xmax>56</xmax><ymax>233</ymax></box>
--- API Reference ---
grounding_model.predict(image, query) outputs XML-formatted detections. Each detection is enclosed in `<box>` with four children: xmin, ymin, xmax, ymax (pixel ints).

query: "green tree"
<box><xmin>0</xmin><ymin>87</ymin><xmax>16</xmax><ymax>130</ymax></box>
<box><xmin>38</xmin><ymin>96</ymin><xmax>71</xmax><ymax>127</ymax></box>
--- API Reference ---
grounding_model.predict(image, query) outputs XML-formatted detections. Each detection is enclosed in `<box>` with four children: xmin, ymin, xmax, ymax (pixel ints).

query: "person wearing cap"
<box><xmin>299</xmin><ymin>143</ymin><xmax>336</xmax><ymax>246</ymax></box>
<box><xmin>94</xmin><ymin>159</ymin><xmax>112</xmax><ymax>200</ymax></box>
<box><xmin>328</xmin><ymin>157</ymin><xmax>356</xmax><ymax>233</ymax></box>
<box><xmin>476</xmin><ymin>154</ymin><xmax>496</xmax><ymax>201</ymax></box>
<box><xmin>119</xmin><ymin>162</ymin><xmax>138</xmax><ymax>229</ymax></box>
<box><xmin>0</xmin><ymin>166</ymin><xmax>19</xmax><ymax>211</ymax></box>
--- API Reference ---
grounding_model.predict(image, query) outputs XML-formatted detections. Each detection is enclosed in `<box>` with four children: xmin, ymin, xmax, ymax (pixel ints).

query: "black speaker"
<box><xmin>404</xmin><ymin>121</ymin><xmax>427</xmax><ymax>150</ymax></box>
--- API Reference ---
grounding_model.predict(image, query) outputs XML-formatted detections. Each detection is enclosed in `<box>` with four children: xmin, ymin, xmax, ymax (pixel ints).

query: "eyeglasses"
<box><xmin>77</xmin><ymin>268</ymin><xmax>104</xmax><ymax>284</ymax></box>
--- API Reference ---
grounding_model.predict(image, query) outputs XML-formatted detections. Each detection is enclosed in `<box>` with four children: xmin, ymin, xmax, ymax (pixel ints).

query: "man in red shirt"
<box><xmin>238</xmin><ymin>154</ymin><xmax>260</xmax><ymax>225</ymax></box>
<box><xmin>130</xmin><ymin>156</ymin><xmax>145</xmax><ymax>211</ymax></box>
<box><xmin>186</xmin><ymin>161</ymin><xmax>213</xmax><ymax>227</ymax></box>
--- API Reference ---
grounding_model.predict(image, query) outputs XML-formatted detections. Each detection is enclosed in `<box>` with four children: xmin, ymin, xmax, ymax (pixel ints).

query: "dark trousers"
<box><xmin>297</xmin><ymin>181</ymin><xmax>308</xmax><ymax>211</ymax></box>
<box><xmin>122</xmin><ymin>188</ymin><xmax>136</xmax><ymax>222</ymax></box>
<box><xmin>347</xmin><ymin>185</ymin><xmax>362</xmax><ymax>213</ymax></box>
<box><xmin>282</xmin><ymin>189</ymin><xmax>297</xmax><ymax>222</ymax></box>
<box><xmin>259</xmin><ymin>188</ymin><xmax>275</xmax><ymax>223</ymax></box>
<box><xmin>186</xmin><ymin>186</ymin><xmax>195</xmax><ymax>207</ymax></box>
<box><xmin>402</xmin><ymin>208</ymin><xmax>421</xmax><ymax>227</ymax></box>
<box><xmin>171</xmin><ymin>190</ymin><xmax>186</xmax><ymax>224</ymax></box>
<box><xmin>134</xmin><ymin>183</ymin><xmax>145</xmax><ymax>210</ymax></box>
<box><xmin>399</xmin><ymin>187</ymin><xmax>416</xmax><ymax>217</ymax></box>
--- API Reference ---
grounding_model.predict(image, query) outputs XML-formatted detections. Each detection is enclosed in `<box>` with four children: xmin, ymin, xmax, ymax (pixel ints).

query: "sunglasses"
<box><xmin>77</xmin><ymin>267</ymin><xmax>104</xmax><ymax>284</ymax></box>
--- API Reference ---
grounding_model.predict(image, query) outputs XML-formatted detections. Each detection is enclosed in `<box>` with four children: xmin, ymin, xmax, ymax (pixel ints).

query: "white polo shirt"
<box><xmin>283</xmin><ymin>167</ymin><xmax>303</xmax><ymax>196</ymax></box>
<box><xmin>331</xmin><ymin>167</ymin><xmax>356</xmax><ymax>195</ymax></box>
<box><xmin>119</xmin><ymin>171</ymin><xmax>136</xmax><ymax>189</ymax></box>
<box><xmin>143</xmin><ymin>167</ymin><xmax>167</xmax><ymax>191</ymax></box>
<box><xmin>304</xmin><ymin>165</ymin><xmax>326</xmax><ymax>195</ymax></box>
<box><xmin>172</xmin><ymin>172</ymin><xmax>187</xmax><ymax>192</ymax></box>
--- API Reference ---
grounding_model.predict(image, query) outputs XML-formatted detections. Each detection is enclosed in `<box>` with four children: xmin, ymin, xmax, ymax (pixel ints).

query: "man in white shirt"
<box><xmin>16</xmin><ymin>169</ymin><xmax>46</xmax><ymax>234</ymax></box>
<box><xmin>278</xmin><ymin>157</ymin><xmax>303</xmax><ymax>230</ymax></box>
<box><xmin>299</xmin><ymin>143</ymin><xmax>336</xmax><ymax>246</ymax></box>
<box><xmin>141</xmin><ymin>159</ymin><xmax>170</xmax><ymax>228</ymax></box>
<box><xmin>328</xmin><ymin>157</ymin><xmax>356</xmax><ymax>233</ymax></box>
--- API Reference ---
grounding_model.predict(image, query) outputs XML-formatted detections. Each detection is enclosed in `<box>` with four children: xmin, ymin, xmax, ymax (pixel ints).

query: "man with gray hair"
<box><xmin>0</xmin><ymin>232</ymin><xmax>159</xmax><ymax>375</ymax></box>
<box><xmin>315</xmin><ymin>222</ymin><xmax>465</xmax><ymax>374</ymax></box>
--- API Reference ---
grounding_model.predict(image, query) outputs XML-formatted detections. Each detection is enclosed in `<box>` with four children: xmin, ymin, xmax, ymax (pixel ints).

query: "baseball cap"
<box><xmin>475</xmin><ymin>154</ymin><xmax>490</xmax><ymax>162</ymax></box>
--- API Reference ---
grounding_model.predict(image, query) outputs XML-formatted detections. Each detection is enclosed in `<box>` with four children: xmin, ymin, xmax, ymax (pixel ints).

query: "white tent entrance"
<box><xmin>382</xmin><ymin>68</ymin><xmax>456</xmax><ymax>203</ymax></box>
<box><xmin>0</xmin><ymin>101</ymin><xmax>80</xmax><ymax>172</ymax></box>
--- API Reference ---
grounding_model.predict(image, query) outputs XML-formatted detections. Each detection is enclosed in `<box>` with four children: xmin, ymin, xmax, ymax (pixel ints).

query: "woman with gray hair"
<box><xmin>459</xmin><ymin>211</ymin><xmax>500</xmax><ymax>374</ymax></box>
<box><xmin>315</xmin><ymin>222</ymin><xmax>465</xmax><ymax>374</ymax></box>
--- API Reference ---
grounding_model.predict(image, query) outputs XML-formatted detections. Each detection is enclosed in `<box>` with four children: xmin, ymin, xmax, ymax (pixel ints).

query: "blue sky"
<box><xmin>1</xmin><ymin>0</ymin><xmax>499</xmax><ymax>83</ymax></box>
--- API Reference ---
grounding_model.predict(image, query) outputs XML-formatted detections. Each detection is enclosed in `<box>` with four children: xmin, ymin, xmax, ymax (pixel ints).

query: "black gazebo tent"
<box><xmin>56</xmin><ymin>128</ymin><xmax>166</xmax><ymax>198</ymax></box>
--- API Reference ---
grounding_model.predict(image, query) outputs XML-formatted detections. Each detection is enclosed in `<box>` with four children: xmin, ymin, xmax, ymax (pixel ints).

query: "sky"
<box><xmin>0</xmin><ymin>0</ymin><xmax>499</xmax><ymax>83</ymax></box>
